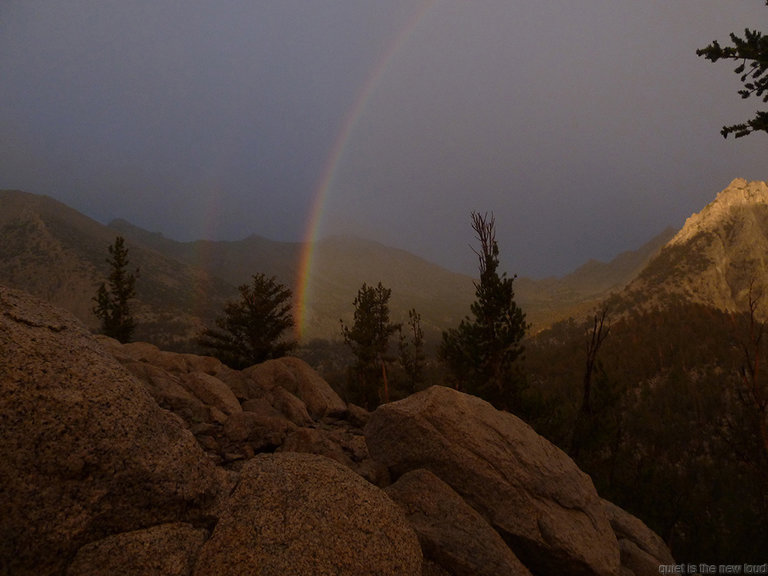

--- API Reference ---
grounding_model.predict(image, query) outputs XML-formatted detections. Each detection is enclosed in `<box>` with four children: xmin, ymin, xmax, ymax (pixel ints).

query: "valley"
<box><xmin>0</xmin><ymin>188</ymin><xmax>674</xmax><ymax>348</ymax></box>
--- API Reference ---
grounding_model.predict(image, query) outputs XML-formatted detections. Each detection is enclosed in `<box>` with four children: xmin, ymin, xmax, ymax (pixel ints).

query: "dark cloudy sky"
<box><xmin>1</xmin><ymin>1</ymin><xmax>766</xmax><ymax>278</ymax></box>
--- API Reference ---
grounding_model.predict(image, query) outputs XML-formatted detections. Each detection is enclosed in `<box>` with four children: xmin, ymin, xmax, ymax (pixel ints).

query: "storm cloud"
<box><xmin>1</xmin><ymin>1</ymin><xmax>766</xmax><ymax>277</ymax></box>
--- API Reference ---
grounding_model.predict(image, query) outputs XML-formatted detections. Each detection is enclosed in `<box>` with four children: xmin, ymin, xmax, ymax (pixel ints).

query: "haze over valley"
<box><xmin>0</xmin><ymin>185</ymin><xmax>679</xmax><ymax>345</ymax></box>
<box><xmin>2</xmin><ymin>176</ymin><xmax>768</xmax><ymax>349</ymax></box>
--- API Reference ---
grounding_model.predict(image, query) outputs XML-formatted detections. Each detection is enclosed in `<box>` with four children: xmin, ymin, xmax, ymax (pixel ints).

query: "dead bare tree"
<box><xmin>582</xmin><ymin>307</ymin><xmax>611</xmax><ymax>416</ymax></box>
<box><xmin>570</xmin><ymin>306</ymin><xmax>611</xmax><ymax>458</ymax></box>
<box><xmin>731</xmin><ymin>279</ymin><xmax>768</xmax><ymax>466</ymax></box>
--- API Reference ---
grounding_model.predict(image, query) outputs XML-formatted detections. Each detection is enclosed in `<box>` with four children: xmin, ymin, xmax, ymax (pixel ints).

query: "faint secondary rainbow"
<box><xmin>294</xmin><ymin>0</ymin><xmax>437</xmax><ymax>339</ymax></box>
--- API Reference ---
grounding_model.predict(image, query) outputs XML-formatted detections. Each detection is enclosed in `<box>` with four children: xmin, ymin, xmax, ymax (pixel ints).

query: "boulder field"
<box><xmin>0</xmin><ymin>285</ymin><xmax>673</xmax><ymax>575</ymax></box>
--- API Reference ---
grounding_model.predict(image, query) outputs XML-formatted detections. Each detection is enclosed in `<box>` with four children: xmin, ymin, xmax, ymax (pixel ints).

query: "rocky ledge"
<box><xmin>0</xmin><ymin>285</ymin><xmax>674</xmax><ymax>575</ymax></box>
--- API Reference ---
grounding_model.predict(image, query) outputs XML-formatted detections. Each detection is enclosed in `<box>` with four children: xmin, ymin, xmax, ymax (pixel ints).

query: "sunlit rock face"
<box><xmin>669</xmin><ymin>178</ymin><xmax>768</xmax><ymax>247</ymax></box>
<box><xmin>626</xmin><ymin>179</ymin><xmax>768</xmax><ymax>315</ymax></box>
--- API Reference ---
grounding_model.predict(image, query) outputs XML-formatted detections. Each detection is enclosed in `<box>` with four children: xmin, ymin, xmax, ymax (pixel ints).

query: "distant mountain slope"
<box><xmin>109</xmin><ymin>219</ymin><xmax>301</xmax><ymax>289</ymax></box>
<box><xmin>618</xmin><ymin>178</ymin><xmax>768</xmax><ymax>316</ymax></box>
<box><xmin>0</xmin><ymin>189</ymin><xmax>113</xmax><ymax>322</ymax></box>
<box><xmin>302</xmin><ymin>236</ymin><xmax>475</xmax><ymax>341</ymax></box>
<box><xmin>0</xmin><ymin>190</ymin><xmax>234</xmax><ymax>347</ymax></box>
<box><xmin>110</xmin><ymin>218</ymin><xmax>666</xmax><ymax>341</ymax></box>
<box><xmin>110</xmin><ymin>220</ymin><xmax>476</xmax><ymax>342</ymax></box>
<box><xmin>515</xmin><ymin>228</ymin><xmax>674</xmax><ymax>329</ymax></box>
<box><xmin>2</xmin><ymin>188</ymin><xmax>683</xmax><ymax>346</ymax></box>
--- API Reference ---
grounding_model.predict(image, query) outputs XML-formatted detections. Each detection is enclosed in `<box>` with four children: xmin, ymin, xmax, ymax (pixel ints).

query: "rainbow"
<box><xmin>294</xmin><ymin>0</ymin><xmax>437</xmax><ymax>340</ymax></box>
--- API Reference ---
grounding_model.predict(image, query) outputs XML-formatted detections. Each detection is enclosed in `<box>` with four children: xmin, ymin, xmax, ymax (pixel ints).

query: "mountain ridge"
<box><xmin>0</xmin><ymin>190</ymin><xmax>235</xmax><ymax>347</ymax></box>
<box><xmin>0</xmin><ymin>187</ymin><xmax>701</xmax><ymax>344</ymax></box>
<box><xmin>516</xmin><ymin>227</ymin><xmax>674</xmax><ymax>329</ymax></box>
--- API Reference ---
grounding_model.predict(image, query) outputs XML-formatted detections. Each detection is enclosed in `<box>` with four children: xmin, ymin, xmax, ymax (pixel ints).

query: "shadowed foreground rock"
<box><xmin>2</xmin><ymin>285</ymin><xmax>672</xmax><ymax>576</ymax></box>
<box><xmin>365</xmin><ymin>385</ymin><xmax>622</xmax><ymax>576</ymax></box>
<box><xmin>386</xmin><ymin>468</ymin><xmax>532</xmax><ymax>576</ymax></box>
<box><xmin>66</xmin><ymin>523</ymin><xmax>208</xmax><ymax>576</ymax></box>
<box><xmin>243</xmin><ymin>356</ymin><xmax>348</xmax><ymax>419</ymax></box>
<box><xmin>193</xmin><ymin>453</ymin><xmax>422</xmax><ymax>576</ymax></box>
<box><xmin>601</xmin><ymin>499</ymin><xmax>675</xmax><ymax>576</ymax></box>
<box><xmin>0</xmin><ymin>286</ymin><xmax>224</xmax><ymax>576</ymax></box>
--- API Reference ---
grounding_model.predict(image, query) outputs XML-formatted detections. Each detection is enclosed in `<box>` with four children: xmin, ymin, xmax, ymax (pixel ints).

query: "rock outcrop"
<box><xmin>1</xmin><ymin>285</ymin><xmax>673</xmax><ymax>575</ymax></box>
<box><xmin>0</xmin><ymin>287</ymin><xmax>226</xmax><ymax>576</ymax></box>
<box><xmin>97</xmin><ymin>335</ymin><xmax>356</xmax><ymax>470</ymax></box>
<box><xmin>365</xmin><ymin>385</ymin><xmax>621</xmax><ymax>576</ymax></box>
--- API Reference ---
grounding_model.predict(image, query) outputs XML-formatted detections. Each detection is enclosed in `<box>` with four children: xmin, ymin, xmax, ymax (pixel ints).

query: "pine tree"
<box><xmin>697</xmin><ymin>8</ymin><xmax>768</xmax><ymax>138</ymax></box>
<box><xmin>92</xmin><ymin>236</ymin><xmax>139</xmax><ymax>343</ymax></box>
<box><xmin>340</xmin><ymin>282</ymin><xmax>400</xmax><ymax>408</ymax></box>
<box><xmin>439</xmin><ymin>212</ymin><xmax>527</xmax><ymax>411</ymax></box>
<box><xmin>199</xmin><ymin>273</ymin><xmax>297</xmax><ymax>369</ymax></box>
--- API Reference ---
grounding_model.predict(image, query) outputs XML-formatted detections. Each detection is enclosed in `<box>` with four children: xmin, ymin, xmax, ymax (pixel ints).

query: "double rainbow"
<box><xmin>294</xmin><ymin>0</ymin><xmax>437</xmax><ymax>339</ymax></box>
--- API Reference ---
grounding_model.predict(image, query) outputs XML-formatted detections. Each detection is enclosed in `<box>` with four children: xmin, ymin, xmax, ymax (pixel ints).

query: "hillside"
<box><xmin>301</xmin><ymin>235</ymin><xmax>475</xmax><ymax>341</ymax></box>
<box><xmin>0</xmin><ymin>190</ymin><xmax>235</xmax><ymax>347</ymax></box>
<box><xmin>0</xmin><ymin>190</ymin><xmax>110</xmax><ymax>323</ymax></box>
<box><xmin>515</xmin><ymin>228</ymin><xmax>674</xmax><ymax>330</ymax></box>
<box><xmin>111</xmin><ymin>218</ymin><xmax>666</xmax><ymax>340</ymax></box>
<box><xmin>109</xmin><ymin>220</ymin><xmax>476</xmax><ymax>342</ymax></box>
<box><xmin>109</xmin><ymin>218</ymin><xmax>302</xmax><ymax>289</ymax></box>
<box><xmin>524</xmin><ymin>179</ymin><xmax>768</xmax><ymax>564</ymax></box>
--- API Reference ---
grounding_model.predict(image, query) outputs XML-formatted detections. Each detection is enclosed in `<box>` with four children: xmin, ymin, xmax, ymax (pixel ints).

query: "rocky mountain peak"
<box><xmin>620</xmin><ymin>178</ymin><xmax>768</xmax><ymax>317</ymax></box>
<box><xmin>669</xmin><ymin>178</ymin><xmax>768</xmax><ymax>247</ymax></box>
